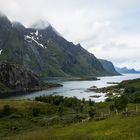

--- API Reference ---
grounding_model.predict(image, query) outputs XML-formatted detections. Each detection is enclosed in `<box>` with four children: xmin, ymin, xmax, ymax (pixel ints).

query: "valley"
<box><xmin>0</xmin><ymin>8</ymin><xmax>140</xmax><ymax>140</ymax></box>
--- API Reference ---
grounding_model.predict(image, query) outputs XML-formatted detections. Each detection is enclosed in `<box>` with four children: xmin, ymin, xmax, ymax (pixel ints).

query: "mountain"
<box><xmin>99</xmin><ymin>59</ymin><xmax>120</xmax><ymax>75</ymax></box>
<box><xmin>115</xmin><ymin>67</ymin><xmax>140</xmax><ymax>74</ymax></box>
<box><xmin>0</xmin><ymin>14</ymin><xmax>115</xmax><ymax>77</ymax></box>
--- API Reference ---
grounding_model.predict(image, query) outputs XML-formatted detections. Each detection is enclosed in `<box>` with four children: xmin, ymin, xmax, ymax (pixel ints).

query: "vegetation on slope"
<box><xmin>0</xmin><ymin>95</ymin><xmax>140</xmax><ymax>140</ymax></box>
<box><xmin>2</xmin><ymin>115</ymin><xmax>140</xmax><ymax>140</ymax></box>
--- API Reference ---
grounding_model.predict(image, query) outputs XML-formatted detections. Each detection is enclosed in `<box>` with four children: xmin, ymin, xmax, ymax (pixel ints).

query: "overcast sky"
<box><xmin>0</xmin><ymin>0</ymin><xmax>140</xmax><ymax>69</ymax></box>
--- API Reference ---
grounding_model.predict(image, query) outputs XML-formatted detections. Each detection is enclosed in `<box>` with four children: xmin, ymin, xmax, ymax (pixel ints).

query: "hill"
<box><xmin>0</xmin><ymin>99</ymin><xmax>139</xmax><ymax>140</ymax></box>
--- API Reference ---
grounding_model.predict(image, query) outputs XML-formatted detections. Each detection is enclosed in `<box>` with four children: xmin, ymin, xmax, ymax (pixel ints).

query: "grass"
<box><xmin>2</xmin><ymin>115</ymin><xmax>140</xmax><ymax>140</ymax></box>
<box><xmin>0</xmin><ymin>100</ymin><xmax>139</xmax><ymax>140</ymax></box>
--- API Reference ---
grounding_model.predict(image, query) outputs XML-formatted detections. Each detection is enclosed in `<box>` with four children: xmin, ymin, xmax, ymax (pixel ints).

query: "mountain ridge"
<box><xmin>115</xmin><ymin>67</ymin><xmax>140</xmax><ymax>74</ymax></box>
<box><xmin>0</xmin><ymin>13</ymin><xmax>117</xmax><ymax>77</ymax></box>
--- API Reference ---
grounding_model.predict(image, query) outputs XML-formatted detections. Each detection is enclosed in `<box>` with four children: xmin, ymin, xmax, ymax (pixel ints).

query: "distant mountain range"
<box><xmin>115</xmin><ymin>67</ymin><xmax>140</xmax><ymax>74</ymax></box>
<box><xmin>0</xmin><ymin>13</ymin><xmax>119</xmax><ymax>77</ymax></box>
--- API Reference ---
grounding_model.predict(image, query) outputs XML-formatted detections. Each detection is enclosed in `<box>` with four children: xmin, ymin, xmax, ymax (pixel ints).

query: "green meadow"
<box><xmin>0</xmin><ymin>99</ymin><xmax>139</xmax><ymax>140</ymax></box>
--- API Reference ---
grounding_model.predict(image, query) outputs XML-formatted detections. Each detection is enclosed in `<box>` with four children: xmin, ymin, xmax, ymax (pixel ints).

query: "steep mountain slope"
<box><xmin>99</xmin><ymin>59</ymin><xmax>120</xmax><ymax>75</ymax></box>
<box><xmin>0</xmin><ymin>14</ymin><xmax>111</xmax><ymax>77</ymax></box>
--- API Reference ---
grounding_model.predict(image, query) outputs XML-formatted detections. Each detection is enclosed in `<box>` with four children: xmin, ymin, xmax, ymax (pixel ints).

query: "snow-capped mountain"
<box><xmin>0</xmin><ymin>13</ymin><xmax>116</xmax><ymax>77</ymax></box>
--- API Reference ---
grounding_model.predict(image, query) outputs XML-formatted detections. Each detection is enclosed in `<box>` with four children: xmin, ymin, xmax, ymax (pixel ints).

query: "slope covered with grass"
<box><xmin>0</xmin><ymin>99</ymin><xmax>140</xmax><ymax>140</ymax></box>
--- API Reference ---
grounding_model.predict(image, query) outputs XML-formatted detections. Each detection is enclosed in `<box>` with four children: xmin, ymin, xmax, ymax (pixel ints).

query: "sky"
<box><xmin>0</xmin><ymin>0</ymin><xmax>140</xmax><ymax>70</ymax></box>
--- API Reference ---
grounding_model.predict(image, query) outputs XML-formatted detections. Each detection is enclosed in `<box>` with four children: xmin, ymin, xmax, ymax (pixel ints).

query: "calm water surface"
<box><xmin>7</xmin><ymin>74</ymin><xmax>140</xmax><ymax>102</ymax></box>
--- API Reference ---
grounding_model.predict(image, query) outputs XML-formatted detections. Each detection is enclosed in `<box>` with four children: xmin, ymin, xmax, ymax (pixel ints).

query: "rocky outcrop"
<box><xmin>0</xmin><ymin>62</ymin><xmax>41</xmax><ymax>92</ymax></box>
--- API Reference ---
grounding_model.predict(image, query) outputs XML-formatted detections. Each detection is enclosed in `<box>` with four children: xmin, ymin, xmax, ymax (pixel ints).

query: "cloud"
<box><xmin>0</xmin><ymin>0</ymin><xmax>140</xmax><ymax>69</ymax></box>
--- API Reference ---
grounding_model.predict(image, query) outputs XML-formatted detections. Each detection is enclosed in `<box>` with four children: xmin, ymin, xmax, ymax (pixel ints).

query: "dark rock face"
<box><xmin>99</xmin><ymin>59</ymin><xmax>120</xmax><ymax>75</ymax></box>
<box><xmin>0</xmin><ymin>62</ymin><xmax>40</xmax><ymax>91</ymax></box>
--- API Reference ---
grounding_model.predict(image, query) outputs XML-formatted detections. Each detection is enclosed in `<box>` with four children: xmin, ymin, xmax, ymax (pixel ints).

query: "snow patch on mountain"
<box><xmin>35</xmin><ymin>30</ymin><xmax>38</xmax><ymax>36</ymax></box>
<box><xmin>24</xmin><ymin>35</ymin><xmax>47</xmax><ymax>49</ymax></box>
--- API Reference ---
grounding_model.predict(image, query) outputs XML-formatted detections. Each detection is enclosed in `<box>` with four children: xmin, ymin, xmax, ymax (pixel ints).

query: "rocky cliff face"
<box><xmin>0</xmin><ymin>14</ymin><xmax>111</xmax><ymax>77</ymax></box>
<box><xmin>99</xmin><ymin>59</ymin><xmax>120</xmax><ymax>75</ymax></box>
<box><xmin>0</xmin><ymin>62</ymin><xmax>41</xmax><ymax>92</ymax></box>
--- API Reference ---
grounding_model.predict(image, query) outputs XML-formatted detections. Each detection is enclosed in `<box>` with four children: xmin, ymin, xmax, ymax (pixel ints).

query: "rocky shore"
<box><xmin>0</xmin><ymin>62</ymin><xmax>63</xmax><ymax>98</ymax></box>
<box><xmin>87</xmin><ymin>84</ymin><xmax>124</xmax><ymax>100</ymax></box>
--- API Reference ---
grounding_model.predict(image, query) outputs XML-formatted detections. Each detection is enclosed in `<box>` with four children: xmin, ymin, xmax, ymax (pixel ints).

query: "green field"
<box><xmin>2</xmin><ymin>115</ymin><xmax>140</xmax><ymax>140</ymax></box>
<box><xmin>0</xmin><ymin>99</ymin><xmax>139</xmax><ymax>140</ymax></box>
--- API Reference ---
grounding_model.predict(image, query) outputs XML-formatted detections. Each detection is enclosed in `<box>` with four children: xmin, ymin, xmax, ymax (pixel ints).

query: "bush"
<box><xmin>58</xmin><ymin>104</ymin><xmax>63</xmax><ymax>117</ymax></box>
<box><xmin>109</xmin><ymin>104</ymin><xmax>115</xmax><ymax>112</ymax></box>
<box><xmin>89</xmin><ymin>99</ymin><xmax>95</xmax><ymax>106</ymax></box>
<box><xmin>32</xmin><ymin>107</ymin><xmax>40</xmax><ymax>117</ymax></box>
<box><xmin>88</xmin><ymin>107</ymin><xmax>96</xmax><ymax>118</ymax></box>
<box><xmin>105</xmin><ymin>98</ymin><xmax>113</xmax><ymax>102</ymax></box>
<box><xmin>114</xmin><ymin>94</ymin><xmax>128</xmax><ymax>111</ymax></box>
<box><xmin>2</xmin><ymin>105</ymin><xmax>11</xmax><ymax>116</ymax></box>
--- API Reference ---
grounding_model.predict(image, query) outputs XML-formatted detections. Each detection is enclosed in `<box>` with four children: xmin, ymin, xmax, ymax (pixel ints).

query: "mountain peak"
<box><xmin>0</xmin><ymin>12</ymin><xmax>11</xmax><ymax>28</ymax></box>
<box><xmin>31</xmin><ymin>20</ymin><xmax>50</xmax><ymax>30</ymax></box>
<box><xmin>12</xmin><ymin>21</ymin><xmax>25</xmax><ymax>30</ymax></box>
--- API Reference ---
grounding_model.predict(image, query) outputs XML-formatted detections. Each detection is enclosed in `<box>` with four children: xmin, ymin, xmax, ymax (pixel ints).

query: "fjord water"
<box><xmin>7</xmin><ymin>74</ymin><xmax>140</xmax><ymax>102</ymax></box>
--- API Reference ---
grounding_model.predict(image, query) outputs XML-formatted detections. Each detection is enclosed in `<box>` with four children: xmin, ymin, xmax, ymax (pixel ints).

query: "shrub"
<box><xmin>89</xmin><ymin>98</ymin><xmax>95</xmax><ymax>106</ymax></box>
<box><xmin>109</xmin><ymin>104</ymin><xmax>115</xmax><ymax>112</ymax></box>
<box><xmin>2</xmin><ymin>105</ymin><xmax>11</xmax><ymax>116</ymax></box>
<box><xmin>88</xmin><ymin>107</ymin><xmax>96</xmax><ymax>118</ymax></box>
<box><xmin>105</xmin><ymin>98</ymin><xmax>113</xmax><ymax>102</ymax></box>
<box><xmin>114</xmin><ymin>94</ymin><xmax>128</xmax><ymax>111</ymax></box>
<box><xmin>58</xmin><ymin>104</ymin><xmax>63</xmax><ymax>117</ymax></box>
<box><xmin>32</xmin><ymin>107</ymin><xmax>40</xmax><ymax>117</ymax></box>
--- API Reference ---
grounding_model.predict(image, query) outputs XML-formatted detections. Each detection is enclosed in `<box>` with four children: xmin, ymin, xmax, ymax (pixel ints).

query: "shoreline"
<box><xmin>0</xmin><ymin>82</ymin><xmax>63</xmax><ymax>99</ymax></box>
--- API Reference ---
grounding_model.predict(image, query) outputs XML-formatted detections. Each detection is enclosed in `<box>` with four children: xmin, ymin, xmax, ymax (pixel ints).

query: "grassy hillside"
<box><xmin>0</xmin><ymin>99</ymin><xmax>140</xmax><ymax>140</ymax></box>
<box><xmin>2</xmin><ymin>115</ymin><xmax>140</xmax><ymax>140</ymax></box>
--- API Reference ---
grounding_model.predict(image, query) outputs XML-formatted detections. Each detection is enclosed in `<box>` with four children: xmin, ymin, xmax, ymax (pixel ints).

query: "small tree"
<box><xmin>88</xmin><ymin>107</ymin><xmax>96</xmax><ymax>118</ymax></box>
<box><xmin>89</xmin><ymin>99</ymin><xmax>95</xmax><ymax>106</ymax></box>
<box><xmin>32</xmin><ymin>107</ymin><xmax>40</xmax><ymax>117</ymax></box>
<box><xmin>79</xmin><ymin>104</ymin><xmax>84</xmax><ymax>113</ymax></box>
<box><xmin>58</xmin><ymin>104</ymin><xmax>63</xmax><ymax>117</ymax></box>
<box><xmin>109</xmin><ymin>104</ymin><xmax>115</xmax><ymax>112</ymax></box>
<box><xmin>82</xmin><ymin>98</ymin><xmax>85</xmax><ymax>103</ymax></box>
<box><xmin>114</xmin><ymin>94</ymin><xmax>128</xmax><ymax>112</ymax></box>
